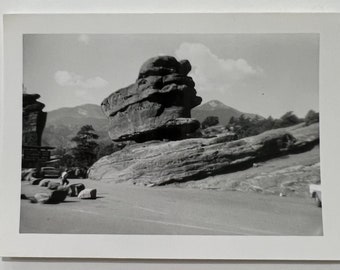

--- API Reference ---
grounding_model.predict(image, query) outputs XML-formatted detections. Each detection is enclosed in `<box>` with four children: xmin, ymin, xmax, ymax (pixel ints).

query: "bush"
<box><xmin>227</xmin><ymin>111</ymin><xmax>306</xmax><ymax>140</ymax></box>
<box><xmin>305</xmin><ymin>110</ymin><xmax>319</xmax><ymax>126</ymax></box>
<box><xmin>278</xmin><ymin>111</ymin><xmax>303</xmax><ymax>128</ymax></box>
<box><xmin>201</xmin><ymin>116</ymin><xmax>219</xmax><ymax>129</ymax></box>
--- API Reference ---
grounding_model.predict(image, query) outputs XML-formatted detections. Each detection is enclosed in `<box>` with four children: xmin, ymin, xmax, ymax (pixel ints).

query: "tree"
<box><xmin>305</xmin><ymin>110</ymin><xmax>319</xmax><ymax>126</ymax></box>
<box><xmin>71</xmin><ymin>125</ymin><xmax>99</xmax><ymax>168</ymax></box>
<box><xmin>201</xmin><ymin>116</ymin><xmax>219</xmax><ymax>129</ymax></box>
<box><xmin>277</xmin><ymin>111</ymin><xmax>302</xmax><ymax>128</ymax></box>
<box><xmin>52</xmin><ymin>146</ymin><xmax>75</xmax><ymax>168</ymax></box>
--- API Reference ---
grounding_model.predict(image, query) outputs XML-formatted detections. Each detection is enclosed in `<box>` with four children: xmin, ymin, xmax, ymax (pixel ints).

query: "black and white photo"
<box><xmin>20</xmin><ymin>33</ymin><xmax>322</xmax><ymax>235</ymax></box>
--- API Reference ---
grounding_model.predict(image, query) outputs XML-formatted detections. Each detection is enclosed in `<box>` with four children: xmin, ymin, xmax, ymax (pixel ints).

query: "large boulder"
<box><xmin>88</xmin><ymin>123</ymin><xmax>320</xmax><ymax>186</ymax></box>
<box><xmin>30</xmin><ymin>189</ymin><xmax>68</xmax><ymax>204</ymax></box>
<box><xmin>101</xmin><ymin>56</ymin><xmax>202</xmax><ymax>142</ymax></box>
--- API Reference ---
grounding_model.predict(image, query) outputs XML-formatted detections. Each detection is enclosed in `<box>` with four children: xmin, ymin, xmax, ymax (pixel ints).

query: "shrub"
<box><xmin>201</xmin><ymin>116</ymin><xmax>219</xmax><ymax>129</ymax></box>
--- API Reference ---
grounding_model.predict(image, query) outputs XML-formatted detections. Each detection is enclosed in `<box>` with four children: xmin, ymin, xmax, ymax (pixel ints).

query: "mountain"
<box><xmin>42</xmin><ymin>104</ymin><xmax>111</xmax><ymax>148</ymax></box>
<box><xmin>41</xmin><ymin>101</ymin><xmax>263</xmax><ymax>148</ymax></box>
<box><xmin>192</xmin><ymin>100</ymin><xmax>262</xmax><ymax>126</ymax></box>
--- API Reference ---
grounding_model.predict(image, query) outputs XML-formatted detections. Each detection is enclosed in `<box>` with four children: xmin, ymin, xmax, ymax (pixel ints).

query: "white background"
<box><xmin>1</xmin><ymin>0</ymin><xmax>340</xmax><ymax>269</ymax></box>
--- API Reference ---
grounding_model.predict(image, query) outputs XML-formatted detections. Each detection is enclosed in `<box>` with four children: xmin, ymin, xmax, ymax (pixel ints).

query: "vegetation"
<box><xmin>71</xmin><ymin>125</ymin><xmax>99</xmax><ymax>168</ymax></box>
<box><xmin>227</xmin><ymin>111</ymin><xmax>305</xmax><ymax>139</ymax></box>
<box><xmin>305</xmin><ymin>110</ymin><xmax>319</xmax><ymax>126</ymax></box>
<box><xmin>53</xmin><ymin>147</ymin><xmax>75</xmax><ymax>168</ymax></box>
<box><xmin>201</xmin><ymin>116</ymin><xmax>219</xmax><ymax>129</ymax></box>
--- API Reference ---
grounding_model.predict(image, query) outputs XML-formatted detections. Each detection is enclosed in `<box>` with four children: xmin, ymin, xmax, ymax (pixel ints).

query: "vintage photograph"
<box><xmin>20</xmin><ymin>33</ymin><xmax>322</xmax><ymax>235</ymax></box>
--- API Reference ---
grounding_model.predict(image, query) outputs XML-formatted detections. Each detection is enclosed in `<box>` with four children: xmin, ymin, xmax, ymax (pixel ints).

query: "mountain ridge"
<box><xmin>192</xmin><ymin>100</ymin><xmax>262</xmax><ymax>126</ymax></box>
<box><xmin>42</xmin><ymin>101</ymin><xmax>263</xmax><ymax>147</ymax></box>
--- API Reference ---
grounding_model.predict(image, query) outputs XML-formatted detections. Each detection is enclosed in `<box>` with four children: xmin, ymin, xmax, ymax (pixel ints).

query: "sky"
<box><xmin>23</xmin><ymin>34</ymin><xmax>319</xmax><ymax>118</ymax></box>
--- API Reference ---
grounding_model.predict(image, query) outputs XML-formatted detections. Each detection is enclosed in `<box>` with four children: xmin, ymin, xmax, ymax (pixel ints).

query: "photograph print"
<box><xmin>21</xmin><ymin>33</ymin><xmax>322</xmax><ymax>235</ymax></box>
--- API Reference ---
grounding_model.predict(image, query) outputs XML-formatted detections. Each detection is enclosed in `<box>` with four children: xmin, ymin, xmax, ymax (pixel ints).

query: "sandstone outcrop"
<box><xmin>22</xmin><ymin>93</ymin><xmax>47</xmax><ymax>146</ymax></box>
<box><xmin>88</xmin><ymin>123</ymin><xmax>319</xmax><ymax>186</ymax></box>
<box><xmin>101</xmin><ymin>56</ymin><xmax>202</xmax><ymax>142</ymax></box>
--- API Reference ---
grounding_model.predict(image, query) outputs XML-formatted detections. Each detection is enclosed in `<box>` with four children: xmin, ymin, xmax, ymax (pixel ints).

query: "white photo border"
<box><xmin>1</xmin><ymin>13</ymin><xmax>340</xmax><ymax>259</ymax></box>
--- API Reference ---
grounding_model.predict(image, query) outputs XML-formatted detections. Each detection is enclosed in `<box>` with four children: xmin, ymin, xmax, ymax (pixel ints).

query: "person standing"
<box><xmin>60</xmin><ymin>169</ymin><xmax>70</xmax><ymax>186</ymax></box>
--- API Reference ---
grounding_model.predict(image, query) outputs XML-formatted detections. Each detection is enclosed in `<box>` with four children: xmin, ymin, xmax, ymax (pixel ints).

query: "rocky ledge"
<box><xmin>88</xmin><ymin>123</ymin><xmax>319</xmax><ymax>186</ymax></box>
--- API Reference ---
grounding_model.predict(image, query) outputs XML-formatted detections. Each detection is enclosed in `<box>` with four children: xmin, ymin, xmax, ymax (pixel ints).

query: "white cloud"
<box><xmin>54</xmin><ymin>71</ymin><xmax>108</xmax><ymax>89</ymax></box>
<box><xmin>175</xmin><ymin>42</ymin><xmax>264</xmax><ymax>93</ymax></box>
<box><xmin>78</xmin><ymin>34</ymin><xmax>90</xmax><ymax>44</ymax></box>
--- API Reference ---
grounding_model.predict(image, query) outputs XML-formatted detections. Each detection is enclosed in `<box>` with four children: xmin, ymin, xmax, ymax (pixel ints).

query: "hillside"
<box><xmin>192</xmin><ymin>100</ymin><xmax>262</xmax><ymax>125</ymax></box>
<box><xmin>42</xmin><ymin>104</ymin><xmax>111</xmax><ymax>147</ymax></box>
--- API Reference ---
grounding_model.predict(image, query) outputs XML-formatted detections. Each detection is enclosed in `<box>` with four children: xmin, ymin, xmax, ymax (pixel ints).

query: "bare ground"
<box><xmin>20</xmin><ymin>145</ymin><xmax>322</xmax><ymax>235</ymax></box>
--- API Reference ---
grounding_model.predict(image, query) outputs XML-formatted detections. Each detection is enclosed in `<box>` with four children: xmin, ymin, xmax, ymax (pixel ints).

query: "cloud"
<box><xmin>54</xmin><ymin>71</ymin><xmax>108</xmax><ymax>89</ymax></box>
<box><xmin>78</xmin><ymin>34</ymin><xmax>90</xmax><ymax>44</ymax></box>
<box><xmin>175</xmin><ymin>42</ymin><xmax>264</xmax><ymax>93</ymax></box>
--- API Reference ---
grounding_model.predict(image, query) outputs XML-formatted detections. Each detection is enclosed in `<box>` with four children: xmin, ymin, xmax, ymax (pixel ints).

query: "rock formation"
<box><xmin>88</xmin><ymin>123</ymin><xmax>319</xmax><ymax>186</ymax></box>
<box><xmin>22</xmin><ymin>93</ymin><xmax>47</xmax><ymax>146</ymax></box>
<box><xmin>101</xmin><ymin>56</ymin><xmax>202</xmax><ymax>142</ymax></box>
<box><xmin>90</xmin><ymin>56</ymin><xmax>320</xmax><ymax>186</ymax></box>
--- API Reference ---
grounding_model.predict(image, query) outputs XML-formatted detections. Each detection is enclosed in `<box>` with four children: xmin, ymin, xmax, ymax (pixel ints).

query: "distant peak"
<box><xmin>198</xmin><ymin>100</ymin><xmax>230</xmax><ymax>110</ymax></box>
<box><xmin>207</xmin><ymin>100</ymin><xmax>225</xmax><ymax>108</ymax></box>
<box><xmin>77</xmin><ymin>108</ymin><xmax>88</xmax><ymax>116</ymax></box>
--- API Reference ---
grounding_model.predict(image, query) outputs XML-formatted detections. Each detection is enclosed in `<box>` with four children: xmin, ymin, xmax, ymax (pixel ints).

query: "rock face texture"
<box><xmin>101</xmin><ymin>56</ymin><xmax>202</xmax><ymax>142</ymax></box>
<box><xmin>88</xmin><ymin>123</ymin><xmax>319</xmax><ymax>186</ymax></box>
<box><xmin>22</xmin><ymin>93</ymin><xmax>47</xmax><ymax>146</ymax></box>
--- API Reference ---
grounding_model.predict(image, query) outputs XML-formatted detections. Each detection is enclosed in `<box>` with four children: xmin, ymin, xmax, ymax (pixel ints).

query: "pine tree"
<box><xmin>71</xmin><ymin>125</ymin><xmax>99</xmax><ymax>168</ymax></box>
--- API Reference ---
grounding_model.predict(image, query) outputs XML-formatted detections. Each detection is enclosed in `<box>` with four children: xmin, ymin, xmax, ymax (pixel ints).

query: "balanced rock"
<box><xmin>78</xmin><ymin>188</ymin><xmax>97</xmax><ymax>199</ymax></box>
<box><xmin>88</xmin><ymin>123</ymin><xmax>319</xmax><ymax>186</ymax></box>
<box><xmin>101</xmin><ymin>56</ymin><xmax>202</xmax><ymax>142</ymax></box>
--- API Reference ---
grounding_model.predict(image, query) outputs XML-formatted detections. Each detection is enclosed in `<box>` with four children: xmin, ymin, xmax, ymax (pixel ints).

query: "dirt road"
<box><xmin>20</xmin><ymin>180</ymin><xmax>323</xmax><ymax>235</ymax></box>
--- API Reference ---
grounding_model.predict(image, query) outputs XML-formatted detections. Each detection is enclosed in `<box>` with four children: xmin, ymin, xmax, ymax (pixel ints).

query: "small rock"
<box><xmin>39</xmin><ymin>179</ymin><xmax>51</xmax><ymax>187</ymax></box>
<box><xmin>48</xmin><ymin>181</ymin><xmax>61</xmax><ymax>190</ymax></box>
<box><xmin>31</xmin><ymin>177</ymin><xmax>43</xmax><ymax>185</ymax></box>
<box><xmin>78</xmin><ymin>188</ymin><xmax>97</xmax><ymax>199</ymax></box>
<box><xmin>68</xmin><ymin>183</ymin><xmax>85</xmax><ymax>197</ymax></box>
